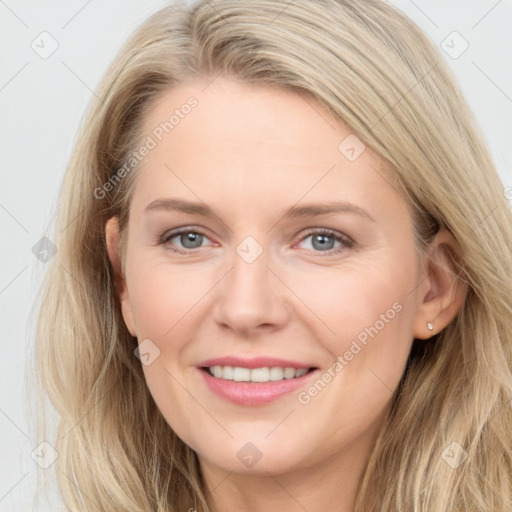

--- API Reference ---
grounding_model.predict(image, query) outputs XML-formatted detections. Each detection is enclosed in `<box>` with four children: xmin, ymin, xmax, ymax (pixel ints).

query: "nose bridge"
<box><xmin>212</xmin><ymin>237</ymin><xmax>289</xmax><ymax>333</ymax></box>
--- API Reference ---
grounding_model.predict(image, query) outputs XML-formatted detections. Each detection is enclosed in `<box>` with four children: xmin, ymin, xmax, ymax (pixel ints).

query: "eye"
<box><xmin>157</xmin><ymin>227</ymin><xmax>355</xmax><ymax>256</ymax></box>
<box><xmin>158</xmin><ymin>227</ymin><xmax>212</xmax><ymax>254</ymax></box>
<box><xmin>296</xmin><ymin>229</ymin><xmax>354</xmax><ymax>254</ymax></box>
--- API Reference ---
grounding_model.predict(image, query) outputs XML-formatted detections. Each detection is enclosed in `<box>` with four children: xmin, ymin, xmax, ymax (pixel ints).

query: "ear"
<box><xmin>413</xmin><ymin>228</ymin><xmax>467</xmax><ymax>340</ymax></box>
<box><xmin>105</xmin><ymin>216</ymin><xmax>137</xmax><ymax>337</ymax></box>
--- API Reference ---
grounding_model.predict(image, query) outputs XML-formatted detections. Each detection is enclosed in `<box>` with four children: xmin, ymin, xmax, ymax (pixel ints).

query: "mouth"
<box><xmin>197</xmin><ymin>357</ymin><xmax>320</xmax><ymax>406</ymax></box>
<box><xmin>201</xmin><ymin>365</ymin><xmax>316</xmax><ymax>382</ymax></box>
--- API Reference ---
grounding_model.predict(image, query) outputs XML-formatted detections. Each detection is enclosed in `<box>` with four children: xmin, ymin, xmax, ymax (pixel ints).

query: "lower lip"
<box><xmin>199</xmin><ymin>368</ymin><xmax>318</xmax><ymax>406</ymax></box>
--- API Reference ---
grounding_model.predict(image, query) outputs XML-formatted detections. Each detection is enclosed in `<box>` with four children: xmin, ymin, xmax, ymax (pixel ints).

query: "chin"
<box><xmin>192</xmin><ymin>433</ymin><xmax>316</xmax><ymax>476</ymax></box>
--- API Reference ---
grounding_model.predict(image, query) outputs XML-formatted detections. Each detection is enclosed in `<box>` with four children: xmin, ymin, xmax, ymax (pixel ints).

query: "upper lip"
<box><xmin>198</xmin><ymin>356</ymin><xmax>315</xmax><ymax>370</ymax></box>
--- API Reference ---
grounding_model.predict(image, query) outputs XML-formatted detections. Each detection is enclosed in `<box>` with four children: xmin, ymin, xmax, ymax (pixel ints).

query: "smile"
<box><xmin>197</xmin><ymin>358</ymin><xmax>319</xmax><ymax>406</ymax></box>
<box><xmin>205</xmin><ymin>365</ymin><xmax>311</xmax><ymax>382</ymax></box>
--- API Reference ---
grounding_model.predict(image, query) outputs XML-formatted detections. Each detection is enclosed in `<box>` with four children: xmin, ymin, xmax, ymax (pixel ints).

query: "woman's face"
<box><xmin>110</xmin><ymin>77</ymin><xmax>431</xmax><ymax>476</ymax></box>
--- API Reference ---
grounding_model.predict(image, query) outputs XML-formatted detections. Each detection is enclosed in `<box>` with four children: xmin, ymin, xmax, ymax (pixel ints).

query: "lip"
<box><xmin>197</xmin><ymin>357</ymin><xmax>319</xmax><ymax>407</ymax></box>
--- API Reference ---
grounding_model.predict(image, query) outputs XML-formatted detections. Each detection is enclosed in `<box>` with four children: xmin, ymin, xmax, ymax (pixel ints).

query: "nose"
<box><xmin>212</xmin><ymin>247</ymin><xmax>290</xmax><ymax>337</ymax></box>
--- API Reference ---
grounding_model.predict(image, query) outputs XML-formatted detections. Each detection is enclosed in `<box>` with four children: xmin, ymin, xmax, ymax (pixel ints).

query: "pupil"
<box><xmin>182</xmin><ymin>232</ymin><xmax>203</xmax><ymax>249</ymax></box>
<box><xmin>312</xmin><ymin>234</ymin><xmax>334</xmax><ymax>250</ymax></box>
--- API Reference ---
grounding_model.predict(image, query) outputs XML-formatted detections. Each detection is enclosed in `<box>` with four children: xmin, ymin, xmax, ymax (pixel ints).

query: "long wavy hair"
<box><xmin>32</xmin><ymin>0</ymin><xmax>512</xmax><ymax>510</ymax></box>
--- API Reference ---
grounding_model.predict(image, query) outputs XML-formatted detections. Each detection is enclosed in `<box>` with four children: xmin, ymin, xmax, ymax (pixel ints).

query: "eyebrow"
<box><xmin>144</xmin><ymin>198</ymin><xmax>375</xmax><ymax>222</ymax></box>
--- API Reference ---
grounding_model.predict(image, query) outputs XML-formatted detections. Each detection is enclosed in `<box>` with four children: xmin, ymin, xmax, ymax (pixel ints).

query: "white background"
<box><xmin>1</xmin><ymin>1</ymin><xmax>511</xmax><ymax>510</ymax></box>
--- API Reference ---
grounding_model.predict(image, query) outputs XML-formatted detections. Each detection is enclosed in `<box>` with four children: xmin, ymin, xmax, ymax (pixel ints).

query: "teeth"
<box><xmin>251</xmin><ymin>367</ymin><xmax>270</xmax><ymax>382</ymax></box>
<box><xmin>269</xmin><ymin>367</ymin><xmax>284</xmax><ymax>381</ymax></box>
<box><xmin>222</xmin><ymin>366</ymin><xmax>234</xmax><ymax>379</ymax></box>
<box><xmin>208</xmin><ymin>365</ymin><xmax>310</xmax><ymax>382</ymax></box>
<box><xmin>284</xmin><ymin>367</ymin><xmax>296</xmax><ymax>379</ymax></box>
<box><xmin>233</xmin><ymin>367</ymin><xmax>250</xmax><ymax>382</ymax></box>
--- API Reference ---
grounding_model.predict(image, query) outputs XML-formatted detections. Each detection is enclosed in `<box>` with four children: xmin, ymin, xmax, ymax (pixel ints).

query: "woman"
<box><xmin>35</xmin><ymin>0</ymin><xmax>512</xmax><ymax>510</ymax></box>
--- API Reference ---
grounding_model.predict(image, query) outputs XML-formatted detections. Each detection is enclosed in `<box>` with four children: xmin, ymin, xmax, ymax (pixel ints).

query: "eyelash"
<box><xmin>157</xmin><ymin>226</ymin><xmax>355</xmax><ymax>256</ymax></box>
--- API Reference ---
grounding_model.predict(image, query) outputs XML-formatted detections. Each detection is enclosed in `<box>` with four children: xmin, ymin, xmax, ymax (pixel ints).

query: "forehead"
<box><xmin>141</xmin><ymin>77</ymin><xmax>344</xmax><ymax>160</ymax></box>
<box><xmin>131</xmin><ymin>77</ymin><xmax>406</xmax><ymax>222</ymax></box>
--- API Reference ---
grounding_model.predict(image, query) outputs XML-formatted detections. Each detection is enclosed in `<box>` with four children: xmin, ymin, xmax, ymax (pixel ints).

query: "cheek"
<box><xmin>126</xmin><ymin>259</ymin><xmax>218</xmax><ymax>384</ymax></box>
<box><xmin>292</xmin><ymin>254</ymin><xmax>417</xmax><ymax>379</ymax></box>
<box><xmin>285</xmin><ymin>257</ymin><xmax>417</xmax><ymax>450</ymax></box>
<box><xmin>127</xmin><ymin>261</ymin><xmax>208</xmax><ymax>340</ymax></box>
<box><xmin>126</xmin><ymin>264</ymin><xmax>207</xmax><ymax>437</ymax></box>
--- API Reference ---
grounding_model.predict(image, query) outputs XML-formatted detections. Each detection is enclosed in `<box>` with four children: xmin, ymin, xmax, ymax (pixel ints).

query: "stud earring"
<box><xmin>427</xmin><ymin>322</ymin><xmax>433</xmax><ymax>331</ymax></box>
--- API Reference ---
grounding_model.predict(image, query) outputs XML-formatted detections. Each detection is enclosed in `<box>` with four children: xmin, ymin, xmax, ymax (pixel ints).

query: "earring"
<box><xmin>427</xmin><ymin>322</ymin><xmax>434</xmax><ymax>331</ymax></box>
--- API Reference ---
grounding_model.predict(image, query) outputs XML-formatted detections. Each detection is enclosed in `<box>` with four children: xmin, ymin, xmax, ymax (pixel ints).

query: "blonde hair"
<box><xmin>33</xmin><ymin>0</ymin><xmax>512</xmax><ymax>510</ymax></box>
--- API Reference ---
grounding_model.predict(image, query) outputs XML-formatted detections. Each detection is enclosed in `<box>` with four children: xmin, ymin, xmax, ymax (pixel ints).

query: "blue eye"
<box><xmin>172</xmin><ymin>232</ymin><xmax>205</xmax><ymax>249</ymax></box>
<box><xmin>160</xmin><ymin>229</ymin><xmax>210</xmax><ymax>253</ymax></box>
<box><xmin>158</xmin><ymin>227</ymin><xmax>354</xmax><ymax>256</ymax></box>
<box><xmin>297</xmin><ymin>229</ymin><xmax>354</xmax><ymax>254</ymax></box>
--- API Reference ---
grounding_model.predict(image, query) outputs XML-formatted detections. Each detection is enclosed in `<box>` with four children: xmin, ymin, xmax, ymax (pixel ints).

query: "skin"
<box><xmin>106</xmin><ymin>77</ymin><xmax>465</xmax><ymax>512</ymax></box>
